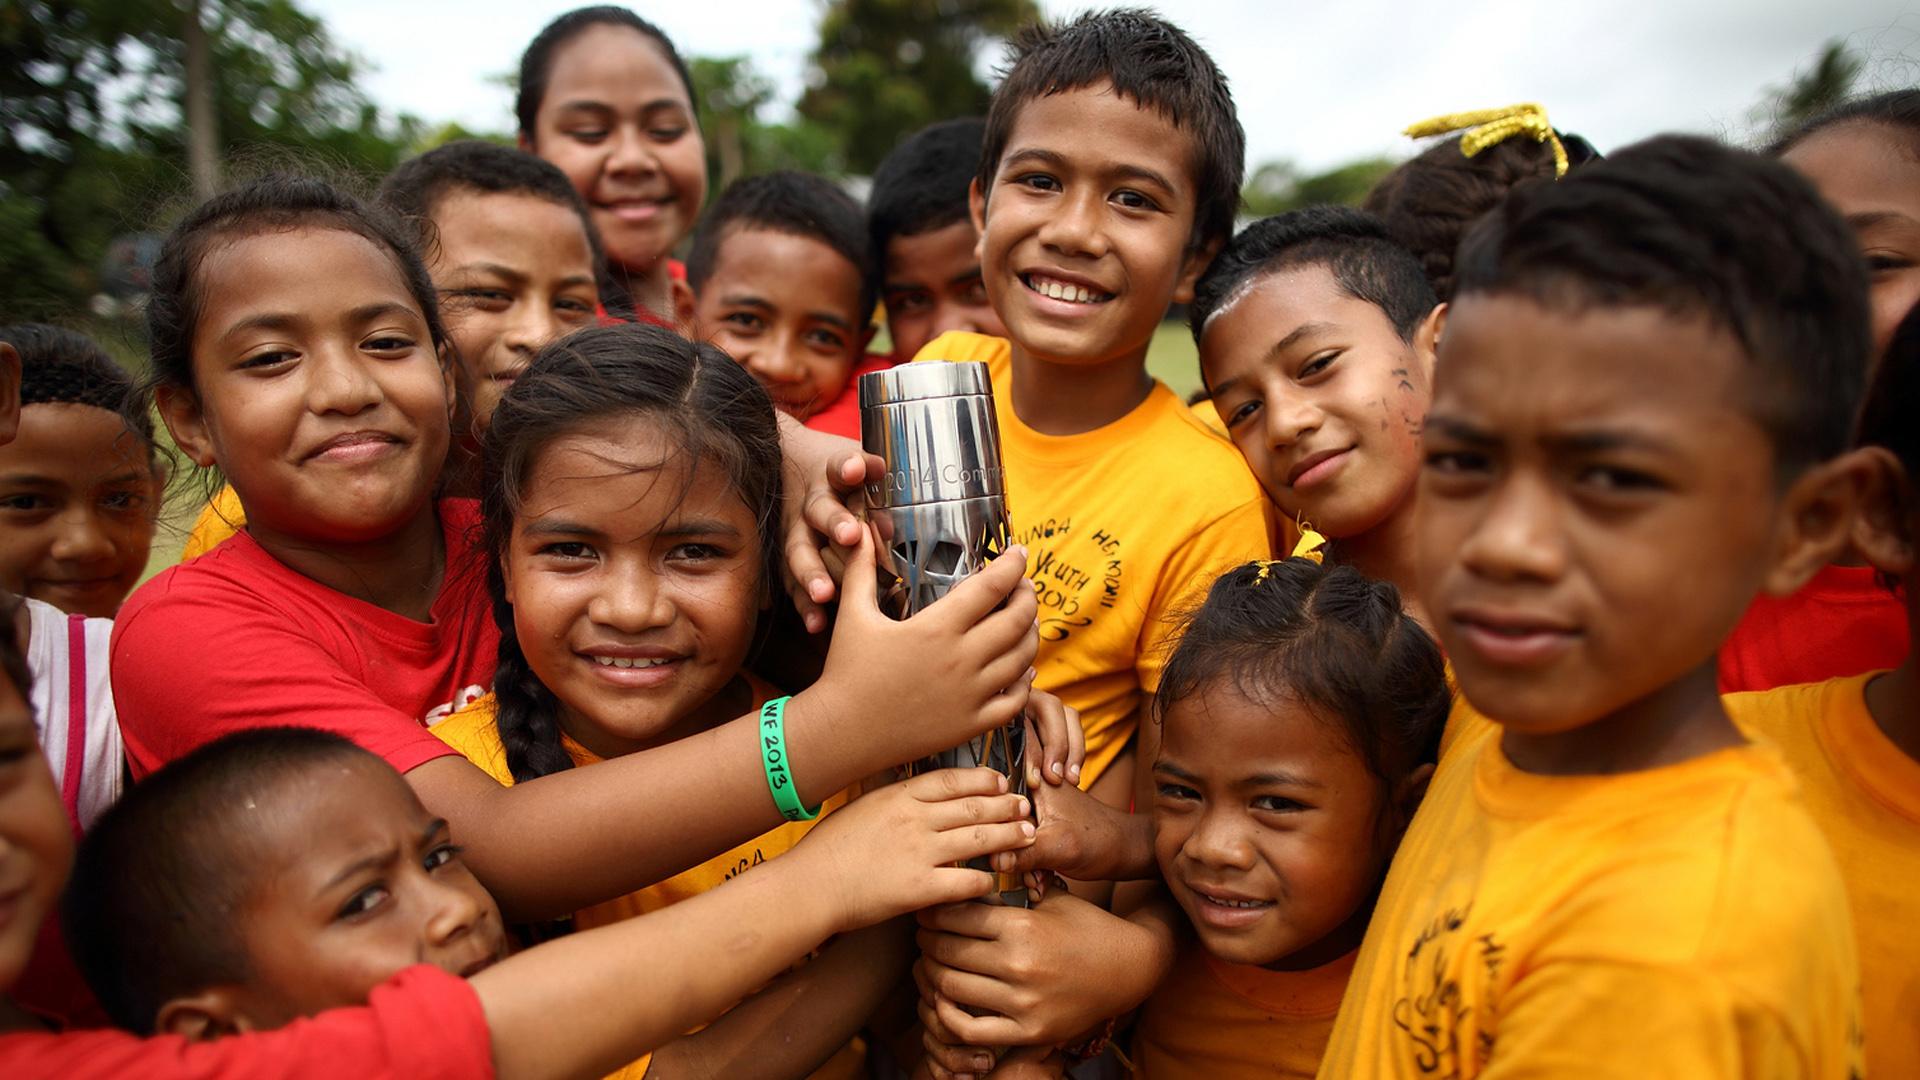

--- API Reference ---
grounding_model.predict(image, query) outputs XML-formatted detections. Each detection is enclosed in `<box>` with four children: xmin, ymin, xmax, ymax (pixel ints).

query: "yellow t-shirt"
<box><xmin>1131</xmin><ymin>943</ymin><xmax>1353</xmax><ymax>1079</ymax></box>
<box><xmin>1318</xmin><ymin>718</ymin><xmax>1864</xmax><ymax>1079</ymax></box>
<box><xmin>433</xmin><ymin>687</ymin><xmax>860</xmax><ymax>1080</ymax></box>
<box><xmin>1188</xmin><ymin>396</ymin><xmax>1227</xmax><ymax>438</ymax></box>
<box><xmin>181</xmin><ymin>483</ymin><xmax>245</xmax><ymax>559</ymax></box>
<box><xmin>1729</xmin><ymin>672</ymin><xmax>1918</xmax><ymax>1079</ymax></box>
<box><xmin>913</xmin><ymin>332</ymin><xmax>1273</xmax><ymax>786</ymax></box>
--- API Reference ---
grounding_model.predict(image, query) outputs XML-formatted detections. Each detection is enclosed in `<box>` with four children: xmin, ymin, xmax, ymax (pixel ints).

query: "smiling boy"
<box><xmin>915</xmin><ymin>10</ymin><xmax>1271</xmax><ymax>796</ymax></box>
<box><xmin>1319</xmin><ymin>136</ymin><xmax>1871</xmax><ymax>1078</ymax></box>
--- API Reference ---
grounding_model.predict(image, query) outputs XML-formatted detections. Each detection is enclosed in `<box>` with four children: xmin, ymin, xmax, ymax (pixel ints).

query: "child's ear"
<box><xmin>516</xmin><ymin>131</ymin><xmax>535</xmax><ymax>154</ymax></box>
<box><xmin>1171</xmin><ymin>235</ymin><xmax>1226</xmax><ymax>306</ymax></box>
<box><xmin>154</xmin><ymin>987</ymin><xmax>254</xmax><ymax>1042</ymax></box>
<box><xmin>1847</xmin><ymin>447</ymin><xmax>1915</xmax><ymax>578</ymax></box>
<box><xmin>499</xmin><ymin>549</ymin><xmax>518</xmax><ymax>609</ymax></box>
<box><xmin>155</xmin><ymin>384</ymin><xmax>218</xmax><ymax>469</ymax></box>
<box><xmin>1414</xmin><ymin>302</ymin><xmax>1448</xmax><ymax>375</ymax></box>
<box><xmin>1394</xmin><ymin>762</ymin><xmax>1435</xmax><ymax>830</ymax></box>
<box><xmin>1762</xmin><ymin>447</ymin><xmax>1885</xmax><ymax>597</ymax></box>
<box><xmin>670</xmin><ymin>276</ymin><xmax>698</xmax><ymax>333</ymax></box>
<box><xmin>0</xmin><ymin>341</ymin><xmax>19</xmax><ymax>446</ymax></box>
<box><xmin>968</xmin><ymin>177</ymin><xmax>988</xmax><ymax>259</ymax></box>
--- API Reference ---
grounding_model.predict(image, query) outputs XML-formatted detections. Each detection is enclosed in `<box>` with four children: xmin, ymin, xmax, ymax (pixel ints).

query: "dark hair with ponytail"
<box><xmin>515</xmin><ymin>6</ymin><xmax>697</xmax><ymax>139</ymax></box>
<box><xmin>1156</xmin><ymin>558</ymin><xmax>1448</xmax><ymax>788</ymax></box>
<box><xmin>481</xmin><ymin>322</ymin><xmax>781</xmax><ymax>783</ymax></box>
<box><xmin>1769</xmin><ymin>88</ymin><xmax>1920</xmax><ymax>158</ymax></box>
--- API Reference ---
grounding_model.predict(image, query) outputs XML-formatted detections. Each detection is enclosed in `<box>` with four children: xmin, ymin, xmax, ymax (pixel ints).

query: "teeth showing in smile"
<box><xmin>1023</xmin><ymin>274</ymin><xmax>1110</xmax><ymax>304</ymax></box>
<box><xmin>592</xmin><ymin>656</ymin><xmax>672</xmax><ymax>669</ymax></box>
<box><xmin>1207</xmin><ymin>896</ymin><xmax>1269</xmax><ymax>909</ymax></box>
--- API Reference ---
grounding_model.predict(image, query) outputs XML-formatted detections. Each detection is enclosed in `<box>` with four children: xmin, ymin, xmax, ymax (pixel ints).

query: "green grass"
<box><xmin>1146</xmin><ymin>318</ymin><xmax>1202</xmax><ymax>401</ymax></box>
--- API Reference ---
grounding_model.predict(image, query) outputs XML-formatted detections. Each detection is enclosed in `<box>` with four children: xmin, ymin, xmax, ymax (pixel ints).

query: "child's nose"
<box><xmin>1038</xmin><ymin>188</ymin><xmax>1110</xmax><ymax>261</ymax></box>
<box><xmin>589</xmin><ymin>571</ymin><xmax>674</xmax><ymax>632</ymax></box>
<box><xmin>1185</xmin><ymin>810</ymin><xmax>1258</xmax><ymax>871</ymax></box>
<box><xmin>421</xmin><ymin>875</ymin><xmax>486</xmax><ymax>949</ymax></box>
<box><xmin>748</xmin><ymin>340</ymin><xmax>807</xmax><ymax>384</ymax></box>
<box><xmin>49</xmin><ymin>508</ymin><xmax>118</xmax><ymax>564</ymax></box>
<box><xmin>1459</xmin><ymin>473</ymin><xmax>1569</xmax><ymax>585</ymax></box>
<box><xmin>604</xmin><ymin>127</ymin><xmax>662</xmax><ymax>179</ymax></box>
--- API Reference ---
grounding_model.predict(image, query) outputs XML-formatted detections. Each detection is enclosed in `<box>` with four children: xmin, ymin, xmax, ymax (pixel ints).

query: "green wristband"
<box><xmin>759</xmin><ymin>696</ymin><xmax>819</xmax><ymax>822</ymax></box>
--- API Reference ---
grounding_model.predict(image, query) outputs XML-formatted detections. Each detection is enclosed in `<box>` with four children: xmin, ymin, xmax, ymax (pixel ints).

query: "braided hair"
<box><xmin>1156</xmin><ymin>558</ymin><xmax>1449</xmax><ymax>788</ymax></box>
<box><xmin>480</xmin><ymin>323</ymin><xmax>781</xmax><ymax>783</ymax></box>
<box><xmin>1</xmin><ymin>323</ymin><xmax>156</xmax><ymax>456</ymax></box>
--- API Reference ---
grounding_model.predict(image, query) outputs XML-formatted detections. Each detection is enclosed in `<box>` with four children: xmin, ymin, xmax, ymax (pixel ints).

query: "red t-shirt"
<box><xmin>112</xmin><ymin>500</ymin><xmax>499</xmax><ymax>778</ymax></box>
<box><xmin>804</xmin><ymin>351</ymin><xmax>898</xmax><ymax>440</ymax></box>
<box><xmin>0</xmin><ymin>965</ymin><xmax>492</xmax><ymax>1079</ymax></box>
<box><xmin>1718</xmin><ymin>563</ymin><xmax>1911</xmax><ymax>693</ymax></box>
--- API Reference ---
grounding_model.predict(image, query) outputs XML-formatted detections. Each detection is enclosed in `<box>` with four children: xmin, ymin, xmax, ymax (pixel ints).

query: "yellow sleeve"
<box><xmin>1189</xmin><ymin>397</ymin><xmax>1228</xmax><ymax>438</ymax></box>
<box><xmin>1137</xmin><ymin>496</ymin><xmax>1275</xmax><ymax>693</ymax></box>
<box><xmin>430</xmin><ymin>696</ymin><xmax>515</xmax><ymax>786</ymax></box>
<box><xmin>180</xmin><ymin>483</ymin><xmax>246</xmax><ymax>560</ymax></box>
<box><xmin>1477</xmin><ymin>960</ymin><xmax>1838</xmax><ymax>1079</ymax></box>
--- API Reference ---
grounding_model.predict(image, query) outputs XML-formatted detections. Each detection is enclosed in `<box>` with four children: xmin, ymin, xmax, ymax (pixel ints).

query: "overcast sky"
<box><xmin>312</xmin><ymin>0</ymin><xmax>1916</xmax><ymax>173</ymax></box>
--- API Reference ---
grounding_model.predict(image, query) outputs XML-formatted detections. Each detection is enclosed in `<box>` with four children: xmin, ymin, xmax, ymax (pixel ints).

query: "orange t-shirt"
<box><xmin>1729</xmin><ymin>673</ymin><xmax>1920</xmax><ymax>1078</ymax></box>
<box><xmin>1131</xmin><ymin>944</ymin><xmax>1353</xmax><ymax>1079</ymax></box>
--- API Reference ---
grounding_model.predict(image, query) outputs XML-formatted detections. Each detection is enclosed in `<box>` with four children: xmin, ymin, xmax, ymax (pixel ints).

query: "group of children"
<box><xmin>0</xmin><ymin>4</ymin><xmax>1916</xmax><ymax>1078</ymax></box>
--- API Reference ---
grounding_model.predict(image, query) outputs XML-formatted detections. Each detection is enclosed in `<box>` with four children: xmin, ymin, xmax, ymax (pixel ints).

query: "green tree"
<box><xmin>1</xmin><ymin>0</ymin><xmax>419</xmax><ymax>318</ymax></box>
<box><xmin>798</xmin><ymin>0</ymin><xmax>1037</xmax><ymax>175</ymax></box>
<box><xmin>1241</xmin><ymin>156</ymin><xmax>1397</xmax><ymax>218</ymax></box>
<box><xmin>1758</xmin><ymin>39</ymin><xmax>1862</xmax><ymax>142</ymax></box>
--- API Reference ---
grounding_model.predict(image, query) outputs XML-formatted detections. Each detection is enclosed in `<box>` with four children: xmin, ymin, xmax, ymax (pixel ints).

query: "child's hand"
<box><xmin>780</xmin><ymin>421</ymin><xmax>883</xmax><ymax>633</ymax></box>
<box><xmin>795</xmin><ymin>768</ymin><xmax>1035</xmax><ymax>933</ymax></box>
<box><xmin>914</xmin><ymin>890</ymin><xmax>1165</xmax><ymax>1046</ymax></box>
<box><xmin>1021</xmin><ymin>691</ymin><xmax>1084</xmax><ymax>788</ymax></box>
<box><xmin>803</xmin><ymin>525</ymin><xmax>1038</xmax><ymax>772</ymax></box>
<box><xmin>990</xmin><ymin>775</ymin><xmax>1153</xmax><ymax>882</ymax></box>
<box><xmin>917</xmin><ymin>997</ymin><xmax>1000</xmax><ymax>1080</ymax></box>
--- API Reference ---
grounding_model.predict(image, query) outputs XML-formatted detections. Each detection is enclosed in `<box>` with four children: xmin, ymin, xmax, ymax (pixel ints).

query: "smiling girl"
<box><xmin>517</xmin><ymin>7</ymin><xmax>707</xmax><ymax>324</ymax></box>
<box><xmin>436</xmin><ymin>323</ymin><xmax>906</xmax><ymax>1078</ymax></box>
<box><xmin>111</xmin><ymin>174</ymin><xmax>1043</xmax><ymax>926</ymax></box>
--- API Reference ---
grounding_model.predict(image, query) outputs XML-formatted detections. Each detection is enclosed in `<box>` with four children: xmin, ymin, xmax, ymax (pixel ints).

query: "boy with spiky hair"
<box><xmin>915</xmin><ymin>8</ymin><xmax>1271</xmax><ymax>801</ymax></box>
<box><xmin>1321</xmin><ymin>135</ymin><xmax>1871</xmax><ymax>1077</ymax></box>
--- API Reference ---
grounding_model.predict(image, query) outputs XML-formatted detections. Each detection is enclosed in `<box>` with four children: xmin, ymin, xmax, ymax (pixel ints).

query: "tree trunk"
<box><xmin>184</xmin><ymin>0</ymin><xmax>219</xmax><ymax>198</ymax></box>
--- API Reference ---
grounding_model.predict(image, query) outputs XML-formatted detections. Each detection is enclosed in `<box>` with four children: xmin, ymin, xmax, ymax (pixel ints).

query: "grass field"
<box><xmin>1145</xmin><ymin>318</ymin><xmax>1202</xmax><ymax>401</ymax></box>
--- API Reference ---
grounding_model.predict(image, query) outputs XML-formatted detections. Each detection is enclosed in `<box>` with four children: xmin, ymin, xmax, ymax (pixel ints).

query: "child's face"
<box><xmin>429</xmin><ymin>190</ymin><xmax>598</xmax><ymax>435</ymax></box>
<box><xmin>1416</xmin><ymin>295</ymin><xmax>1783</xmax><ymax>734</ymax></box>
<box><xmin>0</xmin><ymin>674</ymin><xmax>72</xmax><ymax>994</ymax></box>
<box><xmin>972</xmin><ymin>83</ymin><xmax>1210</xmax><ymax>368</ymax></box>
<box><xmin>694</xmin><ymin>227</ymin><xmax>867</xmax><ymax>420</ymax></box>
<box><xmin>161</xmin><ymin>228</ymin><xmax>453</xmax><ymax>546</ymax></box>
<box><xmin>882</xmin><ymin>220</ymin><xmax>1005</xmax><ymax>363</ymax></box>
<box><xmin>502</xmin><ymin>415</ymin><xmax>764</xmax><ymax>758</ymax></box>
<box><xmin>0</xmin><ymin>403</ymin><xmax>158</xmax><ymax>618</ymax></box>
<box><xmin>1782</xmin><ymin>123</ymin><xmax>1920</xmax><ymax>362</ymax></box>
<box><xmin>222</xmin><ymin>754</ymin><xmax>506</xmax><ymax>1029</ymax></box>
<box><xmin>1153</xmin><ymin>679</ymin><xmax>1395</xmax><ymax>969</ymax></box>
<box><xmin>1203</xmin><ymin>266</ymin><xmax>1432</xmax><ymax>537</ymax></box>
<box><xmin>525</xmin><ymin>24</ymin><xmax>707</xmax><ymax>276</ymax></box>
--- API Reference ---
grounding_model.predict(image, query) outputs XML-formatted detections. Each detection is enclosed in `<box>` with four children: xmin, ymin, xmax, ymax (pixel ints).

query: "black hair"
<box><xmin>516</xmin><ymin>6</ymin><xmax>696</xmax><ymax>139</ymax></box>
<box><xmin>379</xmin><ymin>140</ymin><xmax>610</xmax><ymax>284</ymax></box>
<box><xmin>1769</xmin><ymin>88</ymin><xmax>1920</xmax><ymax>158</ymax></box>
<box><xmin>63</xmin><ymin>727</ymin><xmax>377</xmax><ymax>1033</ymax></box>
<box><xmin>686</xmin><ymin>170</ymin><xmax>875</xmax><ymax>321</ymax></box>
<box><xmin>1156</xmin><ymin>558</ymin><xmax>1448</xmax><ymax>788</ymax></box>
<box><xmin>1188</xmin><ymin>208</ymin><xmax>1438</xmax><ymax>350</ymax></box>
<box><xmin>0</xmin><ymin>323</ymin><xmax>156</xmax><ymax>450</ymax></box>
<box><xmin>144</xmin><ymin>172</ymin><xmax>450</xmax><ymax>398</ymax></box>
<box><xmin>981</xmin><ymin>8</ymin><xmax>1245</xmax><ymax>252</ymax></box>
<box><xmin>481</xmin><ymin>323</ymin><xmax>782</xmax><ymax>783</ymax></box>
<box><xmin>1363</xmin><ymin>134</ymin><xmax>1574</xmax><ymax>300</ymax></box>
<box><xmin>1858</xmin><ymin>300</ymin><xmax>1920</xmax><ymax>477</ymax></box>
<box><xmin>1453</xmin><ymin>134</ymin><xmax>1870</xmax><ymax>474</ymax></box>
<box><xmin>868</xmin><ymin>117</ymin><xmax>987</xmax><ymax>268</ymax></box>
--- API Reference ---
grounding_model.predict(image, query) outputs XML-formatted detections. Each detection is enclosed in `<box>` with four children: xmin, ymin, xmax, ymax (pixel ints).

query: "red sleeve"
<box><xmin>110</xmin><ymin>578</ymin><xmax>460</xmax><ymax>780</ymax></box>
<box><xmin>0</xmin><ymin>966</ymin><xmax>493</xmax><ymax>1080</ymax></box>
<box><xmin>804</xmin><ymin>352</ymin><xmax>898</xmax><ymax>440</ymax></box>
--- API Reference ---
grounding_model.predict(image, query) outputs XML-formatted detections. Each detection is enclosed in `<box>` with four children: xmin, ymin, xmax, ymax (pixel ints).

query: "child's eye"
<box><xmin>1155</xmin><ymin>781</ymin><xmax>1199</xmax><ymax>802</ymax></box>
<box><xmin>1113</xmin><ymin>190</ymin><xmax>1160</xmax><ymax>212</ymax></box>
<box><xmin>1865</xmin><ymin>254</ymin><xmax>1913</xmax><ymax>273</ymax></box>
<box><xmin>806</xmin><ymin>328</ymin><xmax>848</xmax><ymax>351</ymax></box>
<box><xmin>721</xmin><ymin>312</ymin><xmax>764</xmax><ymax>332</ymax></box>
<box><xmin>960</xmin><ymin>278</ymin><xmax>989</xmax><ymax>305</ymax></box>
<box><xmin>423</xmin><ymin>844</ymin><xmax>464</xmax><ymax>872</ymax></box>
<box><xmin>1011</xmin><ymin>173</ymin><xmax>1060</xmax><ymax>193</ymax></box>
<box><xmin>0</xmin><ymin>493</ymin><xmax>48</xmax><ymax>513</ymax></box>
<box><xmin>1251</xmin><ymin>795</ymin><xmax>1308</xmax><ymax>813</ymax></box>
<box><xmin>564</xmin><ymin>127</ymin><xmax>609</xmax><ymax>143</ymax></box>
<box><xmin>100</xmin><ymin>490</ymin><xmax>149</xmax><ymax>514</ymax></box>
<box><xmin>557</xmin><ymin>297</ymin><xmax>595</xmax><ymax>318</ymax></box>
<box><xmin>363</xmin><ymin>335</ymin><xmax>417</xmax><ymax>356</ymax></box>
<box><xmin>1222</xmin><ymin>399</ymin><xmax>1261</xmax><ymax>429</ymax></box>
<box><xmin>648</xmin><ymin>125</ymin><xmax>688</xmax><ymax>141</ymax></box>
<box><xmin>1298</xmin><ymin>351</ymin><xmax>1341</xmax><ymax>379</ymax></box>
<box><xmin>668</xmin><ymin>542</ymin><xmax>727</xmax><ymax>563</ymax></box>
<box><xmin>1425</xmin><ymin>450</ymin><xmax>1490</xmax><ymax>475</ymax></box>
<box><xmin>337</xmin><ymin>884</ymin><xmax>391</xmax><ymax>920</ymax></box>
<box><xmin>238</xmin><ymin>349</ymin><xmax>297</xmax><ymax>371</ymax></box>
<box><xmin>888</xmin><ymin>289</ymin><xmax>933</xmax><ymax>315</ymax></box>
<box><xmin>446</xmin><ymin>289</ymin><xmax>512</xmax><ymax>311</ymax></box>
<box><xmin>1576</xmin><ymin>465</ymin><xmax>1665</xmax><ymax>493</ymax></box>
<box><xmin>537</xmin><ymin>541</ymin><xmax>596</xmax><ymax>561</ymax></box>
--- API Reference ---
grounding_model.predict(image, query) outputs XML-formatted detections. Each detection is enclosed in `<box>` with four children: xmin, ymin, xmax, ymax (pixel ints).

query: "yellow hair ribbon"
<box><xmin>1249</xmin><ymin>559</ymin><xmax>1282</xmax><ymax>584</ymax></box>
<box><xmin>1402</xmin><ymin>103</ymin><xmax>1570</xmax><ymax>178</ymax></box>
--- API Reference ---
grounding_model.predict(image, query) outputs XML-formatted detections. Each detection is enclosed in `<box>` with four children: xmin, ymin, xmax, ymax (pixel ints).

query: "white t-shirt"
<box><xmin>24</xmin><ymin>596</ymin><xmax>123</xmax><ymax>831</ymax></box>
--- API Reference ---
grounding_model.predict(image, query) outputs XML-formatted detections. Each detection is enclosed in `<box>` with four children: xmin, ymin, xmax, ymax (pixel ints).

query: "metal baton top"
<box><xmin>858</xmin><ymin>361</ymin><xmax>1006</xmax><ymax>507</ymax></box>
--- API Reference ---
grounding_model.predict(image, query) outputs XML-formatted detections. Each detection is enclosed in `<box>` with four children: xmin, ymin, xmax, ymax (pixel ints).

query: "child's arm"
<box><xmin>991</xmin><ymin>761</ymin><xmax>1156</xmax><ymax>884</ymax></box>
<box><xmin>412</xmin><ymin>529</ymin><xmax>1038</xmax><ymax>920</ymax></box>
<box><xmin>642</xmin><ymin>917</ymin><xmax>913</xmax><ymax>1080</ymax></box>
<box><xmin>478</xmin><ymin>769</ymin><xmax>1036</xmax><ymax>1080</ymax></box>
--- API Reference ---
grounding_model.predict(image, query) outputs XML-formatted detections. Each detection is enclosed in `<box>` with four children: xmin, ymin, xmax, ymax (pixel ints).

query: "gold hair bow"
<box><xmin>1403</xmin><ymin>103</ymin><xmax>1570</xmax><ymax>178</ymax></box>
